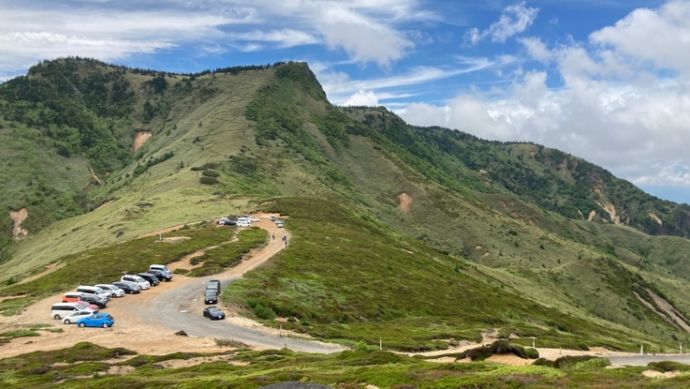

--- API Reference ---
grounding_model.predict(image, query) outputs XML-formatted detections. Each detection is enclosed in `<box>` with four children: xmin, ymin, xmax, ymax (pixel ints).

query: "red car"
<box><xmin>62</xmin><ymin>292</ymin><xmax>83</xmax><ymax>303</ymax></box>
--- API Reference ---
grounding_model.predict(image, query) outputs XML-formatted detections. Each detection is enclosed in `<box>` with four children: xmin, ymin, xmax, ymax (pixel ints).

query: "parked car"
<box><xmin>203</xmin><ymin>306</ymin><xmax>225</xmax><ymax>320</ymax></box>
<box><xmin>250</xmin><ymin>216</ymin><xmax>260</xmax><ymax>222</ymax></box>
<box><xmin>112</xmin><ymin>281</ymin><xmax>141</xmax><ymax>294</ymax></box>
<box><xmin>76</xmin><ymin>286</ymin><xmax>111</xmax><ymax>301</ymax></box>
<box><xmin>204</xmin><ymin>289</ymin><xmax>218</xmax><ymax>304</ymax></box>
<box><xmin>208</xmin><ymin>279</ymin><xmax>221</xmax><ymax>291</ymax></box>
<box><xmin>137</xmin><ymin>272</ymin><xmax>160</xmax><ymax>286</ymax></box>
<box><xmin>62</xmin><ymin>292</ymin><xmax>83</xmax><ymax>303</ymax></box>
<box><xmin>51</xmin><ymin>303</ymin><xmax>96</xmax><ymax>320</ymax></box>
<box><xmin>63</xmin><ymin>310</ymin><xmax>94</xmax><ymax>324</ymax></box>
<box><xmin>270</xmin><ymin>215</ymin><xmax>277</xmax><ymax>222</ymax></box>
<box><xmin>74</xmin><ymin>301</ymin><xmax>99</xmax><ymax>311</ymax></box>
<box><xmin>77</xmin><ymin>293</ymin><xmax>108</xmax><ymax>309</ymax></box>
<box><xmin>121</xmin><ymin>275</ymin><xmax>150</xmax><ymax>290</ymax></box>
<box><xmin>95</xmin><ymin>284</ymin><xmax>125</xmax><ymax>298</ymax></box>
<box><xmin>149</xmin><ymin>264</ymin><xmax>173</xmax><ymax>281</ymax></box>
<box><xmin>76</xmin><ymin>312</ymin><xmax>114</xmax><ymax>328</ymax></box>
<box><xmin>217</xmin><ymin>217</ymin><xmax>236</xmax><ymax>226</ymax></box>
<box><xmin>275</xmin><ymin>221</ymin><xmax>285</xmax><ymax>228</ymax></box>
<box><xmin>148</xmin><ymin>269</ymin><xmax>172</xmax><ymax>282</ymax></box>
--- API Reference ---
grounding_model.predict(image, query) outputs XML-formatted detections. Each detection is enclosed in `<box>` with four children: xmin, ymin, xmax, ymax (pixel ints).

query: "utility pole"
<box><xmin>532</xmin><ymin>337</ymin><xmax>536</xmax><ymax>349</ymax></box>
<box><xmin>680</xmin><ymin>343</ymin><xmax>683</xmax><ymax>354</ymax></box>
<box><xmin>159</xmin><ymin>233</ymin><xmax>162</xmax><ymax>241</ymax></box>
<box><xmin>640</xmin><ymin>344</ymin><xmax>644</xmax><ymax>355</ymax></box>
<box><xmin>379</xmin><ymin>338</ymin><xmax>382</xmax><ymax>351</ymax></box>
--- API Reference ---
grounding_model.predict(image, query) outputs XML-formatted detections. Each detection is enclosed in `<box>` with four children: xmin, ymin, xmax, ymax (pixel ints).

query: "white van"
<box><xmin>76</xmin><ymin>285</ymin><xmax>111</xmax><ymax>301</ymax></box>
<box><xmin>51</xmin><ymin>303</ymin><xmax>95</xmax><ymax>320</ymax></box>
<box><xmin>236</xmin><ymin>216</ymin><xmax>251</xmax><ymax>225</ymax></box>
<box><xmin>121</xmin><ymin>275</ymin><xmax>150</xmax><ymax>290</ymax></box>
<box><xmin>149</xmin><ymin>264</ymin><xmax>172</xmax><ymax>280</ymax></box>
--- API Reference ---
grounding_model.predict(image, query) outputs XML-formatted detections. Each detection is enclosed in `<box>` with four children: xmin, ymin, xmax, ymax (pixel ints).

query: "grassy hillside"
<box><xmin>2</xmin><ymin>58</ymin><xmax>690</xmax><ymax>354</ymax></box>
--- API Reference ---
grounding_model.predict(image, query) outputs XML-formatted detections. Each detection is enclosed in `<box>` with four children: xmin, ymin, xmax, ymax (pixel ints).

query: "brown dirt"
<box><xmin>645</xmin><ymin>288</ymin><xmax>690</xmax><ymax>333</ymax></box>
<box><xmin>587</xmin><ymin>210</ymin><xmax>597</xmax><ymax>222</ymax></box>
<box><xmin>157</xmin><ymin>236</ymin><xmax>191</xmax><ymax>243</ymax></box>
<box><xmin>649</xmin><ymin>212</ymin><xmax>663</xmax><ymax>226</ymax></box>
<box><xmin>397</xmin><ymin>192</ymin><xmax>413</xmax><ymax>213</ymax></box>
<box><xmin>596</xmin><ymin>201</ymin><xmax>621</xmax><ymax>224</ymax></box>
<box><xmin>486</xmin><ymin>354</ymin><xmax>533</xmax><ymax>366</ymax></box>
<box><xmin>9</xmin><ymin>208</ymin><xmax>28</xmax><ymax>240</ymax></box>
<box><xmin>90</xmin><ymin>168</ymin><xmax>103</xmax><ymax>186</ymax></box>
<box><xmin>132</xmin><ymin>131</ymin><xmax>152</xmax><ymax>152</ymax></box>
<box><xmin>642</xmin><ymin>370</ymin><xmax>681</xmax><ymax>378</ymax></box>
<box><xmin>0</xmin><ymin>214</ymin><xmax>289</xmax><ymax>359</ymax></box>
<box><xmin>156</xmin><ymin>354</ymin><xmax>249</xmax><ymax>369</ymax></box>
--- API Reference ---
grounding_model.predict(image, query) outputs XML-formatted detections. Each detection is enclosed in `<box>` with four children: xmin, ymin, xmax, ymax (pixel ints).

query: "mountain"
<box><xmin>2</xmin><ymin>58</ymin><xmax>690</xmax><ymax>352</ymax></box>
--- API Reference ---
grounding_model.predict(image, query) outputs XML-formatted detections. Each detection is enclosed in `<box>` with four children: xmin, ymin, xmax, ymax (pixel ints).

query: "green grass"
<box><xmin>224</xmin><ymin>197</ymin><xmax>657</xmax><ymax>351</ymax></box>
<box><xmin>3</xmin><ymin>342</ymin><xmax>689</xmax><ymax>388</ymax></box>
<box><xmin>188</xmin><ymin>227</ymin><xmax>267</xmax><ymax>276</ymax></box>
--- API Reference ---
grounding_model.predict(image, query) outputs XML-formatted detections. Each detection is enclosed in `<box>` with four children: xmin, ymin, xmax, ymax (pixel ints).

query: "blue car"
<box><xmin>76</xmin><ymin>312</ymin><xmax>114</xmax><ymax>328</ymax></box>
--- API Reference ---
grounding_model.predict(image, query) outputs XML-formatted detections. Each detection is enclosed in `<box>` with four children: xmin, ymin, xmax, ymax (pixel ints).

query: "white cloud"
<box><xmin>319</xmin><ymin>57</ymin><xmax>496</xmax><ymax>104</ymax></box>
<box><xmin>518</xmin><ymin>36</ymin><xmax>552</xmax><ymax>62</ymax></box>
<box><xmin>232</xmin><ymin>29</ymin><xmax>319</xmax><ymax>48</ymax></box>
<box><xmin>342</xmin><ymin>90</ymin><xmax>379</xmax><ymax>106</ymax></box>
<box><xmin>468</xmin><ymin>1</ymin><xmax>539</xmax><ymax>45</ymax></box>
<box><xmin>589</xmin><ymin>0</ymin><xmax>690</xmax><ymax>74</ymax></box>
<box><xmin>0</xmin><ymin>0</ymin><xmax>427</xmax><ymax>75</ymax></box>
<box><xmin>319</xmin><ymin>6</ymin><xmax>412</xmax><ymax>67</ymax></box>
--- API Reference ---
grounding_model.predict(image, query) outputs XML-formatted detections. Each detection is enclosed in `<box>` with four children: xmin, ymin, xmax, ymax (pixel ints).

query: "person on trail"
<box><xmin>272</xmin><ymin>234</ymin><xmax>275</xmax><ymax>240</ymax></box>
<box><xmin>282</xmin><ymin>235</ymin><xmax>288</xmax><ymax>246</ymax></box>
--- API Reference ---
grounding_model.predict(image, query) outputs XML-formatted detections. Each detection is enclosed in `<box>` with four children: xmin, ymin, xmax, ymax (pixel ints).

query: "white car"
<box><xmin>76</xmin><ymin>285</ymin><xmax>111</xmax><ymax>301</ymax></box>
<box><xmin>275</xmin><ymin>220</ymin><xmax>285</xmax><ymax>228</ymax></box>
<box><xmin>51</xmin><ymin>303</ymin><xmax>96</xmax><ymax>320</ymax></box>
<box><xmin>149</xmin><ymin>264</ymin><xmax>173</xmax><ymax>280</ymax></box>
<box><xmin>63</xmin><ymin>310</ymin><xmax>94</xmax><ymax>324</ymax></box>
<box><xmin>95</xmin><ymin>284</ymin><xmax>125</xmax><ymax>298</ymax></box>
<box><xmin>121</xmin><ymin>275</ymin><xmax>150</xmax><ymax>290</ymax></box>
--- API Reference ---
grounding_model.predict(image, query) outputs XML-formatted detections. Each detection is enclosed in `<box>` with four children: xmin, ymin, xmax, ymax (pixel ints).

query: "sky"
<box><xmin>2</xmin><ymin>0</ymin><xmax>690</xmax><ymax>203</ymax></box>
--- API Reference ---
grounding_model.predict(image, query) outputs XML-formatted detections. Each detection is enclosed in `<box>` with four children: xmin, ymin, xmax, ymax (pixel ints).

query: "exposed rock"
<box><xmin>9</xmin><ymin>208</ymin><xmax>28</xmax><ymax>240</ymax></box>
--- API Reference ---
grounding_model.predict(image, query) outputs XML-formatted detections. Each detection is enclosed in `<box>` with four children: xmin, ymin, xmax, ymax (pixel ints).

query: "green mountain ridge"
<box><xmin>1</xmin><ymin>58</ymin><xmax>690</xmax><ymax>352</ymax></box>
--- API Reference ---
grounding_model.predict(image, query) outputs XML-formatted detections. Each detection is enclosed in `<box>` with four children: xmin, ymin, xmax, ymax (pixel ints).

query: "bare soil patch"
<box><xmin>397</xmin><ymin>192</ymin><xmax>413</xmax><ymax>213</ymax></box>
<box><xmin>132</xmin><ymin>131</ymin><xmax>152</xmax><ymax>152</ymax></box>
<box><xmin>9</xmin><ymin>208</ymin><xmax>28</xmax><ymax>240</ymax></box>
<box><xmin>486</xmin><ymin>354</ymin><xmax>533</xmax><ymax>366</ymax></box>
<box><xmin>643</xmin><ymin>370</ymin><xmax>681</xmax><ymax>378</ymax></box>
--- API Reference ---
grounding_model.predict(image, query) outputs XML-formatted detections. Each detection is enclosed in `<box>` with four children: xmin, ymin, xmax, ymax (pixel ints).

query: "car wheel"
<box><xmin>64</xmin><ymin>319</ymin><xmax>70</xmax><ymax>324</ymax></box>
<box><xmin>78</xmin><ymin>322</ymin><xmax>85</xmax><ymax>328</ymax></box>
<box><xmin>102</xmin><ymin>323</ymin><xmax>108</xmax><ymax>328</ymax></box>
<box><xmin>54</xmin><ymin>314</ymin><xmax>61</xmax><ymax>320</ymax></box>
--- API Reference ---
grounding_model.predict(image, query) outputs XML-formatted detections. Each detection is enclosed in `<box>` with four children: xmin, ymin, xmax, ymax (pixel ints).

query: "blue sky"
<box><xmin>1</xmin><ymin>0</ymin><xmax>690</xmax><ymax>204</ymax></box>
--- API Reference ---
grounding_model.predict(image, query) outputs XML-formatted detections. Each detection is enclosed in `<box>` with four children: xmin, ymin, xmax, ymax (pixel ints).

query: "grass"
<box><xmin>224</xmin><ymin>197</ymin><xmax>659</xmax><ymax>351</ymax></box>
<box><xmin>3</xmin><ymin>342</ymin><xmax>689</xmax><ymax>388</ymax></box>
<box><xmin>188</xmin><ymin>227</ymin><xmax>267</xmax><ymax>276</ymax></box>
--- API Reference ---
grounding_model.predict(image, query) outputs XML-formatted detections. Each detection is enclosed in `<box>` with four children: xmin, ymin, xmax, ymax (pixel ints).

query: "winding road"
<box><xmin>140</xmin><ymin>215</ymin><xmax>344</xmax><ymax>354</ymax></box>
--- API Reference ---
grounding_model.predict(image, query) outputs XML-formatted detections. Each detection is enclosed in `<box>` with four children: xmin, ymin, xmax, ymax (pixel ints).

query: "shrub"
<box><xmin>459</xmin><ymin>340</ymin><xmax>539</xmax><ymax>361</ymax></box>
<box><xmin>200</xmin><ymin>176</ymin><xmax>219</xmax><ymax>185</ymax></box>
<box><xmin>647</xmin><ymin>361</ymin><xmax>690</xmax><ymax>372</ymax></box>
<box><xmin>214</xmin><ymin>338</ymin><xmax>248</xmax><ymax>348</ymax></box>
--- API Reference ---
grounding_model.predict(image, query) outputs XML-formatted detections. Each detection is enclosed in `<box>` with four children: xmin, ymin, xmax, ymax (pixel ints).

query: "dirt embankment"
<box><xmin>132</xmin><ymin>131</ymin><xmax>152</xmax><ymax>152</ymax></box>
<box><xmin>9</xmin><ymin>208</ymin><xmax>28</xmax><ymax>240</ymax></box>
<box><xmin>397</xmin><ymin>192</ymin><xmax>413</xmax><ymax>213</ymax></box>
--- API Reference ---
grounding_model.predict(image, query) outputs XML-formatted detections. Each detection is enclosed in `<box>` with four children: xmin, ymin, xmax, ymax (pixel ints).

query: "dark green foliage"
<box><xmin>132</xmin><ymin>151</ymin><xmax>174</xmax><ymax>177</ymax></box>
<box><xmin>647</xmin><ymin>360</ymin><xmax>690</xmax><ymax>372</ymax></box>
<box><xmin>458</xmin><ymin>340</ymin><xmax>540</xmax><ymax>361</ymax></box>
<box><xmin>200</xmin><ymin>176</ymin><xmax>219</xmax><ymax>185</ymax></box>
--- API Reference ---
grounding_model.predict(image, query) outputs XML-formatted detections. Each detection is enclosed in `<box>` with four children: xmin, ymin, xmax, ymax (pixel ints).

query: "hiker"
<box><xmin>282</xmin><ymin>235</ymin><xmax>288</xmax><ymax>246</ymax></box>
<box><xmin>272</xmin><ymin>234</ymin><xmax>275</xmax><ymax>240</ymax></box>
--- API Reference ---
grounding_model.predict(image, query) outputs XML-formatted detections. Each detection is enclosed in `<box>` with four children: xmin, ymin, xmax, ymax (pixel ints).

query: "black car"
<box><xmin>112</xmin><ymin>281</ymin><xmax>141</xmax><ymax>294</ymax></box>
<box><xmin>148</xmin><ymin>269</ymin><xmax>172</xmax><ymax>282</ymax></box>
<box><xmin>138</xmin><ymin>273</ymin><xmax>160</xmax><ymax>286</ymax></box>
<box><xmin>79</xmin><ymin>293</ymin><xmax>107</xmax><ymax>308</ymax></box>
<box><xmin>208</xmin><ymin>279</ymin><xmax>221</xmax><ymax>291</ymax></box>
<box><xmin>203</xmin><ymin>306</ymin><xmax>225</xmax><ymax>320</ymax></box>
<box><xmin>204</xmin><ymin>288</ymin><xmax>218</xmax><ymax>304</ymax></box>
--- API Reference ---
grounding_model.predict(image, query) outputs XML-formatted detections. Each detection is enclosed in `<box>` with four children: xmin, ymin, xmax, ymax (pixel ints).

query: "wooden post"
<box><xmin>379</xmin><ymin>338</ymin><xmax>382</xmax><ymax>351</ymax></box>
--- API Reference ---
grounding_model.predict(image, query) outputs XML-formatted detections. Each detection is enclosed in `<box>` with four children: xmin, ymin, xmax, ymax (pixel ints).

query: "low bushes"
<box><xmin>459</xmin><ymin>340</ymin><xmax>539</xmax><ymax>361</ymax></box>
<box><xmin>534</xmin><ymin>355</ymin><xmax>610</xmax><ymax>370</ymax></box>
<box><xmin>647</xmin><ymin>360</ymin><xmax>690</xmax><ymax>372</ymax></box>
